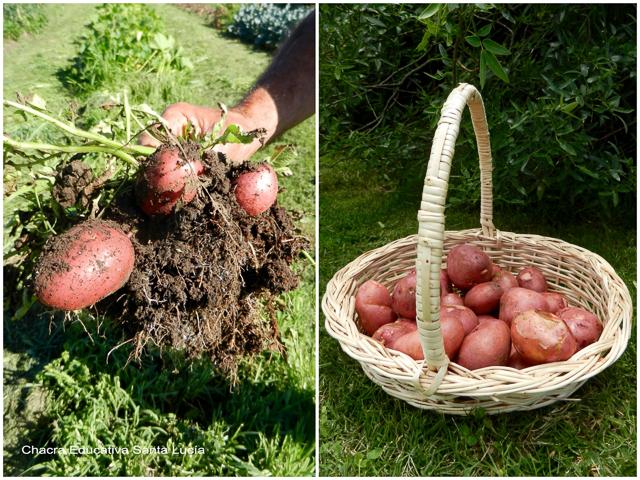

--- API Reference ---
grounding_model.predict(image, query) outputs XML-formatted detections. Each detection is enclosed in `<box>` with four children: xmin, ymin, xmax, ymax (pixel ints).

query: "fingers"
<box><xmin>138</xmin><ymin>130</ymin><xmax>161</xmax><ymax>148</ymax></box>
<box><xmin>136</xmin><ymin>103</ymin><xmax>263</xmax><ymax>163</ymax></box>
<box><xmin>137</xmin><ymin>103</ymin><xmax>206</xmax><ymax>147</ymax></box>
<box><xmin>211</xmin><ymin>139</ymin><xmax>263</xmax><ymax>164</ymax></box>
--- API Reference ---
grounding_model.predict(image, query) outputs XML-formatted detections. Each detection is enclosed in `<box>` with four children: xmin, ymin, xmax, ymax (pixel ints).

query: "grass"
<box><xmin>3</xmin><ymin>3</ymin><xmax>315</xmax><ymax>476</ymax></box>
<box><xmin>318</xmin><ymin>157</ymin><xmax>636</xmax><ymax>477</ymax></box>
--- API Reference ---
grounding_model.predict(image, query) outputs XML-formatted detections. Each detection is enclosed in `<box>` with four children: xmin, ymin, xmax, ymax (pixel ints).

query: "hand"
<box><xmin>137</xmin><ymin>102</ymin><xmax>269</xmax><ymax>163</ymax></box>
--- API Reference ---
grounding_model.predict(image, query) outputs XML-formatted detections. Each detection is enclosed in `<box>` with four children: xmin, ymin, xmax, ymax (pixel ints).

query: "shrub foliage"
<box><xmin>320</xmin><ymin>4</ymin><xmax>636</xmax><ymax>217</ymax></box>
<box><xmin>228</xmin><ymin>3</ymin><xmax>312</xmax><ymax>50</ymax></box>
<box><xmin>62</xmin><ymin>3</ymin><xmax>192</xmax><ymax>94</ymax></box>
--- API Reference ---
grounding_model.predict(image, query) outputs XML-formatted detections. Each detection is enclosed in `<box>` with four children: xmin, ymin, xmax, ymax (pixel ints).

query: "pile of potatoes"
<box><xmin>355</xmin><ymin>244</ymin><xmax>603</xmax><ymax>371</ymax></box>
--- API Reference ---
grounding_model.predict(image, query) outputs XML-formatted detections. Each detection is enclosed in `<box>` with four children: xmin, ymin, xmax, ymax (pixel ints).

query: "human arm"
<box><xmin>138</xmin><ymin>9</ymin><xmax>316</xmax><ymax>162</ymax></box>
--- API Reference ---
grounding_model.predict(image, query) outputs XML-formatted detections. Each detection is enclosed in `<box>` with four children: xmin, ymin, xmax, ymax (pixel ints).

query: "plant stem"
<box><xmin>301</xmin><ymin>249</ymin><xmax>316</xmax><ymax>266</ymax></box>
<box><xmin>3</xmin><ymin>136</ymin><xmax>140</xmax><ymax>166</ymax></box>
<box><xmin>124</xmin><ymin>91</ymin><xmax>131</xmax><ymax>143</ymax></box>
<box><xmin>3</xmin><ymin>100</ymin><xmax>154</xmax><ymax>156</ymax></box>
<box><xmin>34</xmin><ymin>184</ymin><xmax>57</xmax><ymax>235</ymax></box>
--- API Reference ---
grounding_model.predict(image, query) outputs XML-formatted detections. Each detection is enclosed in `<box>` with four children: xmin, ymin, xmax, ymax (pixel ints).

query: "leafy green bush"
<box><xmin>62</xmin><ymin>3</ymin><xmax>192</xmax><ymax>94</ymax></box>
<box><xmin>321</xmin><ymin>4</ymin><xmax>636</xmax><ymax>218</ymax></box>
<box><xmin>228</xmin><ymin>3</ymin><xmax>312</xmax><ymax>50</ymax></box>
<box><xmin>3</xmin><ymin>3</ymin><xmax>48</xmax><ymax>41</ymax></box>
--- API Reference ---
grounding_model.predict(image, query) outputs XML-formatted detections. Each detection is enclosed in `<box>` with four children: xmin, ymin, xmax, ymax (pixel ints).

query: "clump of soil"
<box><xmin>87</xmin><ymin>142</ymin><xmax>309</xmax><ymax>372</ymax></box>
<box><xmin>52</xmin><ymin>159</ymin><xmax>93</xmax><ymax>208</ymax></box>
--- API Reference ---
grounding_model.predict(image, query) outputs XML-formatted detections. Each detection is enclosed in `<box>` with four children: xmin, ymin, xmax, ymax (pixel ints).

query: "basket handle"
<box><xmin>415</xmin><ymin>83</ymin><xmax>495</xmax><ymax>382</ymax></box>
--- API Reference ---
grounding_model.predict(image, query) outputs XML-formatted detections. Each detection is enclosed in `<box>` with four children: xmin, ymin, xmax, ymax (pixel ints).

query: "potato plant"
<box><xmin>3</xmin><ymin>93</ymin><xmax>304</xmax><ymax>369</ymax></box>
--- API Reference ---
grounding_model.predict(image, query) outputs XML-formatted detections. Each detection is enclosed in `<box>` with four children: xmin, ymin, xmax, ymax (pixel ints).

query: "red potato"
<box><xmin>556</xmin><ymin>307</ymin><xmax>603</xmax><ymax>351</ymax></box>
<box><xmin>464</xmin><ymin>282</ymin><xmax>504</xmax><ymax>314</ymax></box>
<box><xmin>440</xmin><ymin>315</ymin><xmax>465</xmax><ymax>359</ymax></box>
<box><xmin>491</xmin><ymin>270</ymin><xmax>519</xmax><ymax>292</ymax></box>
<box><xmin>396</xmin><ymin>317</ymin><xmax>416</xmax><ymax>325</ymax></box>
<box><xmin>232</xmin><ymin>163</ymin><xmax>278</xmax><ymax>216</ymax></box>
<box><xmin>499</xmin><ymin>287</ymin><xmax>550</xmax><ymax>328</ymax></box>
<box><xmin>395</xmin><ymin>318</ymin><xmax>418</xmax><ymax>328</ymax></box>
<box><xmin>34</xmin><ymin>222</ymin><xmax>135</xmax><ymax>311</ymax></box>
<box><xmin>517</xmin><ymin>267</ymin><xmax>548</xmax><ymax>293</ymax></box>
<box><xmin>446</xmin><ymin>244</ymin><xmax>493</xmax><ymax>290</ymax></box>
<box><xmin>393</xmin><ymin>317</ymin><xmax>464</xmax><ymax>360</ymax></box>
<box><xmin>511</xmin><ymin>310</ymin><xmax>576</xmax><ymax>364</ymax></box>
<box><xmin>372</xmin><ymin>321</ymin><xmax>417</xmax><ymax>349</ymax></box>
<box><xmin>508</xmin><ymin>344</ymin><xmax>534</xmax><ymax>370</ymax></box>
<box><xmin>477</xmin><ymin>314</ymin><xmax>500</xmax><ymax>324</ymax></box>
<box><xmin>355</xmin><ymin>280</ymin><xmax>397</xmax><ymax>335</ymax></box>
<box><xmin>135</xmin><ymin>148</ymin><xmax>204</xmax><ymax>216</ymax></box>
<box><xmin>455</xmin><ymin>320</ymin><xmax>511</xmax><ymax>370</ymax></box>
<box><xmin>540</xmin><ymin>292</ymin><xmax>569</xmax><ymax>314</ymax></box>
<box><xmin>440</xmin><ymin>268</ymin><xmax>453</xmax><ymax>296</ymax></box>
<box><xmin>441</xmin><ymin>305</ymin><xmax>478</xmax><ymax>336</ymax></box>
<box><xmin>392</xmin><ymin>329</ymin><xmax>424</xmax><ymax>360</ymax></box>
<box><xmin>441</xmin><ymin>293</ymin><xmax>464</xmax><ymax>306</ymax></box>
<box><xmin>492</xmin><ymin>265</ymin><xmax>501</xmax><ymax>275</ymax></box>
<box><xmin>391</xmin><ymin>269</ymin><xmax>417</xmax><ymax>319</ymax></box>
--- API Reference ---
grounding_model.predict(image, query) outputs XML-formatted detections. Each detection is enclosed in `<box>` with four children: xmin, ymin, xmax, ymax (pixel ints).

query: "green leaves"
<box><xmin>227</xmin><ymin>4</ymin><xmax>311</xmax><ymax>51</ymax></box>
<box><xmin>419</xmin><ymin>4</ymin><xmax>441</xmax><ymax>19</ymax></box>
<box><xmin>417</xmin><ymin>31</ymin><xmax>431</xmax><ymax>51</ymax></box>
<box><xmin>480</xmin><ymin>50</ymin><xmax>487</xmax><ymax>88</ymax></box>
<box><xmin>26</xmin><ymin>93</ymin><xmax>47</xmax><ymax>110</ymax></box>
<box><xmin>366</xmin><ymin>448</ymin><xmax>383</xmax><ymax>460</ymax></box>
<box><xmin>61</xmin><ymin>3</ymin><xmax>192</xmax><ymax>94</ymax></box>
<box><xmin>268</xmin><ymin>144</ymin><xmax>298</xmax><ymax>177</ymax></box>
<box><xmin>479</xmin><ymin>47</ymin><xmax>510</xmax><ymax>86</ymax></box>
<box><xmin>148</xmin><ymin>32</ymin><xmax>174</xmax><ymax>51</ymax></box>
<box><xmin>500</xmin><ymin>8</ymin><xmax>515</xmax><ymax>23</ymax></box>
<box><xmin>363</xmin><ymin>15</ymin><xmax>385</xmax><ymax>27</ymax></box>
<box><xmin>482</xmin><ymin>38</ymin><xmax>511</xmax><ymax>55</ymax></box>
<box><xmin>562</xmin><ymin>102</ymin><xmax>580</xmax><ymax>114</ymax></box>
<box><xmin>462</xmin><ymin>21</ymin><xmax>512</xmax><ymax>88</ymax></box>
<box><xmin>465</xmin><ymin>35</ymin><xmax>481</xmax><ymax>48</ymax></box>
<box><xmin>558</xmin><ymin>139</ymin><xmax>576</xmax><ymax>156</ymax></box>
<box><xmin>321</xmin><ymin>3</ymin><xmax>636</xmax><ymax>218</ymax></box>
<box><xmin>216</xmin><ymin>124</ymin><xmax>257</xmax><ymax>145</ymax></box>
<box><xmin>611</xmin><ymin>55</ymin><xmax>635</xmax><ymax>63</ymax></box>
<box><xmin>209</xmin><ymin>103</ymin><xmax>228</xmax><ymax>141</ymax></box>
<box><xmin>484</xmin><ymin>50</ymin><xmax>509</xmax><ymax>82</ymax></box>
<box><xmin>3</xmin><ymin>3</ymin><xmax>48</xmax><ymax>41</ymax></box>
<box><xmin>477</xmin><ymin>24</ymin><xmax>492</xmax><ymax>37</ymax></box>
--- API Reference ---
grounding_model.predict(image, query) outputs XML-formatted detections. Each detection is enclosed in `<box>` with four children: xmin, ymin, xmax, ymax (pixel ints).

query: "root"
<box><xmin>106</xmin><ymin>338</ymin><xmax>135</xmax><ymax>364</ymax></box>
<box><xmin>91</xmin><ymin>141</ymin><xmax>308</xmax><ymax>374</ymax></box>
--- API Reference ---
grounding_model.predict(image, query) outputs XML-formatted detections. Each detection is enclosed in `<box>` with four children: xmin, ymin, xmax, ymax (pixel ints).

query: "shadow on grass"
<box><xmin>3</xmin><ymin>302</ymin><xmax>67</xmax><ymax>477</ymax></box>
<box><xmin>4</xmin><ymin>308</ymin><xmax>314</xmax><ymax>476</ymax></box>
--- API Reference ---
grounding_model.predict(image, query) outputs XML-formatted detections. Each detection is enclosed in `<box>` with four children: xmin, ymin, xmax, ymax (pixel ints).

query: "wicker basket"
<box><xmin>322</xmin><ymin>83</ymin><xmax>633</xmax><ymax>415</ymax></box>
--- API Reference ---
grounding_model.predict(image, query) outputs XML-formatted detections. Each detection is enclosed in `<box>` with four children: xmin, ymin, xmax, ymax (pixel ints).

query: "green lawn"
<box><xmin>3</xmin><ymin>4</ymin><xmax>315</xmax><ymax>476</ymax></box>
<box><xmin>318</xmin><ymin>157</ymin><xmax>636</xmax><ymax>477</ymax></box>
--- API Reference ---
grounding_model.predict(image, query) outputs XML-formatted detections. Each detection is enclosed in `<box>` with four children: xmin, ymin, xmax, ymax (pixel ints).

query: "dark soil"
<box><xmin>52</xmin><ymin>159</ymin><xmax>92</xmax><ymax>208</ymax></box>
<box><xmin>45</xmin><ymin>142</ymin><xmax>308</xmax><ymax>373</ymax></box>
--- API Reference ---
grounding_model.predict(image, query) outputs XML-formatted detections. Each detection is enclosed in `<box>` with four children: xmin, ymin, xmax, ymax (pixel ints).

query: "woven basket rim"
<box><xmin>322</xmin><ymin>229</ymin><xmax>633</xmax><ymax>409</ymax></box>
<box><xmin>323</xmin><ymin>84</ymin><xmax>633</xmax><ymax>413</ymax></box>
